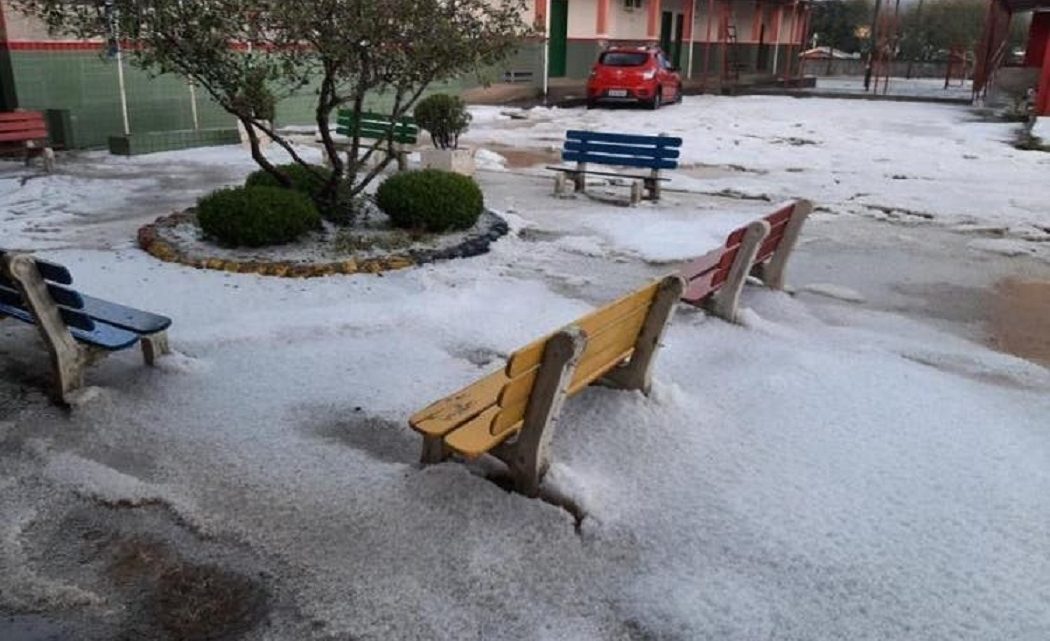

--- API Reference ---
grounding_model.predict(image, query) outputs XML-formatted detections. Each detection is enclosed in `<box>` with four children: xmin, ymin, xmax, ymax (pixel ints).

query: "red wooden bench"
<box><xmin>0</xmin><ymin>111</ymin><xmax>55</xmax><ymax>172</ymax></box>
<box><xmin>680</xmin><ymin>200</ymin><xmax>813</xmax><ymax>322</ymax></box>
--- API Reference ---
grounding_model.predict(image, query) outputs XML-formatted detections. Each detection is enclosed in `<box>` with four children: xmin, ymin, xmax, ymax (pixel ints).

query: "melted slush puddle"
<box><xmin>989</xmin><ymin>278</ymin><xmax>1050</xmax><ymax>366</ymax></box>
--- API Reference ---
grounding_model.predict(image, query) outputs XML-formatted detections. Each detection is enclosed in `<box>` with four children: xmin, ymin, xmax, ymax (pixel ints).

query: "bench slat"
<box><xmin>0</xmin><ymin>120</ymin><xmax>46</xmax><ymax>132</ymax></box>
<box><xmin>0</xmin><ymin>291</ymin><xmax>95</xmax><ymax>332</ymax></box>
<box><xmin>564</xmin><ymin>140</ymin><xmax>680</xmax><ymax>160</ymax></box>
<box><xmin>680</xmin><ymin>246</ymin><xmax>725</xmax><ymax>281</ymax></box>
<box><xmin>408</xmin><ymin>369</ymin><xmax>507</xmax><ymax>437</ymax></box>
<box><xmin>754</xmin><ymin>233</ymin><xmax>785</xmax><ymax>265</ymax></box>
<box><xmin>0</xmin><ymin>111</ymin><xmax>45</xmax><ymax>122</ymax></box>
<box><xmin>681</xmin><ymin>244</ymin><xmax>740</xmax><ymax>303</ymax></box>
<box><xmin>566</xmin><ymin>130</ymin><xmax>683</xmax><ymax>147</ymax></box>
<box><xmin>335</xmin><ymin>123</ymin><xmax>418</xmax><ymax>134</ymax></box>
<box><xmin>336</xmin><ymin>119</ymin><xmax>418</xmax><ymax>131</ymax></box>
<box><xmin>336</xmin><ymin>110</ymin><xmax>416</xmax><ymax>124</ymax></box>
<box><xmin>334</xmin><ymin>129</ymin><xmax>417</xmax><ymax>144</ymax></box>
<box><xmin>79</xmin><ymin>294</ymin><xmax>171</xmax><ymax>335</ymax></box>
<box><xmin>497</xmin><ymin>304</ymin><xmax>648</xmax><ymax>413</ymax></box>
<box><xmin>0</xmin><ymin>251</ymin><xmax>74</xmax><ymax>285</ymax></box>
<box><xmin>491</xmin><ymin>307</ymin><xmax>646</xmax><ymax>436</ymax></box>
<box><xmin>764</xmin><ymin>203</ymin><xmax>795</xmax><ymax>227</ymax></box>
<box><xmin>562</xmin><ymin>150</ymin><xmax>677</xmax><ymax>171</ymax></box>
<box><xmin>0</xmin><ymin>130</ymin><xmax>48</xmax><ymax>143</ymax></box>
<box><xmin>505</xmin><ymin>280</ymin><xmax>659</xmax><ymax>379</ymax></box>
<box><xmin>682</xmin><ymin>268</ymin><xmax>722</xmax><ymax>302</ymax></box>
<box><xmin>0</xmin><ymin>278</ymin><xmax>84</xmax><ymax>310</ymax></box>
<box><xmin>442</xmin><ymin>406</ymin><xmax>508</xmax><ymax>458</ymax></box>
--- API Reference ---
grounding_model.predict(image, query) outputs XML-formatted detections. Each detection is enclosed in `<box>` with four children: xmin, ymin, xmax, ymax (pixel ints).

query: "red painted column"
<box><xmin>752</xmin><ymin>1</ymin><xmax>763</xmax><ymax>42</ymax></box>
<box><xmin>1025</xmin><ymin>12</ymin><xmax>1050</xmax><ymax>67</ymax></box>
<box><xmin>647</xmin><ymin>0</ymin><xmax>662</xmax><ymax>41</ymax></box>
<box><xmin>596</xmin><ymin>0</ymin><xmax>610</xmax><ymax>37</ymax></box>
<box><xmin>535</xmin><ymin>0</ymin><xmax>546</xmax><ymax>31</ymax></box>
<box><xmin>684</xmin><ymin>0</ymin><xmax>694</xmax><ymax>40</ymax></box>
<box><xmin>1038</xmin><ymin>28</ymin><xmax>1050</xmax><ymax>116</ymax></box>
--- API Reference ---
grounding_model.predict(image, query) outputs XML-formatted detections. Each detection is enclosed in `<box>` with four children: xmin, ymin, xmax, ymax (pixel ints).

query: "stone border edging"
<box><xmin>137</xmin><ymin>210</ymin><xmax>509</xmax><ymax>278</ymax></box>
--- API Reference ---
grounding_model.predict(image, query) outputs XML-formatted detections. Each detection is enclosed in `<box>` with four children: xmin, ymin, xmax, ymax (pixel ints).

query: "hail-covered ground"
<box><xmin>1</xmin><ymin>93</ymin><xmax>1049</xmax><ymax>641</ymax></box>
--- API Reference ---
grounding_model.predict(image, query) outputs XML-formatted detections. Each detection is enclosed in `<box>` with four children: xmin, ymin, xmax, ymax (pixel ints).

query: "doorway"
<box><xmin>549</xmin><ymin>0</ymin><xmax>569</xmax><ymax>78</ymax></box>
<box><xmin>660</xmin><ymin>12</ymin><xmax>685</xmax><ymax>68</ymax></box>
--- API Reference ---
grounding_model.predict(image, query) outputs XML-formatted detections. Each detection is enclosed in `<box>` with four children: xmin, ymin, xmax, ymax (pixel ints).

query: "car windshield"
<box><xmin>599</xmin><ymin>51</ymin><xmax>649</xmax><ymax>67</ymax></box>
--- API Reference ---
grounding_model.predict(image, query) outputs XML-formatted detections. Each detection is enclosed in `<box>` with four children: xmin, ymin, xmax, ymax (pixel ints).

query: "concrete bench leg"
<box><xmin>420</xmin><ymin>435</ymin><xmax>451</xmax><ymax>464</ymax></box>
<box><xmin>646</xmin><ymin>169</ymin><xmax>661</xmax><ymax>200</ymax></box>
<box><xmin>554</xmin><ymin>173</ymin><xmax>569</xmax><ymax>197</ymax></box>
<box><xmin>630</xmin><ymin>180</ymin><xmax>643</xmax><ymax>205</ymax></box>
<box><xmin>503</xmin><ymin>328</ymin><xmax>585</xmax><ymax>497</ymax></box>
<box><xmin>2</xmin><ymin>253</ymin><xmax>86</xmax><ymax>405</ymax></box>
<box><xmin>601</xmin><ymin>275</ymin><xmax>684</xmax><ymax>395</ymax></box>
<box><xmin>706</xmin><ymin>220</ymin><xmax>770</xmax><ymax>324</ymax></box>
<box><xmin>574</xmin><ymin>162</ymin><xmax>587</xmax><ymax>193</ymax></box>
<box><xmin>751</xmin><ymin>199</ymin><xmax>812</xmax><ymax>290</ymax></box>
<box><xmin>141</xmin><ymin>331</ymin><xmax>171</xmax><ymax>366</ymax></box>
<box><xmin>42</xmin><ymin>147</ymin><xmax>55</xmax><ymax>173</ymax></box>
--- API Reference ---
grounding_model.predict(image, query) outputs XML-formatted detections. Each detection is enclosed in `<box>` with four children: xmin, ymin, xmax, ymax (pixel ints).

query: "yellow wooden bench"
<box><xmin>409</xmin><ymin>274</ymin><xmax>684</xmax><ymax>496</ymax></box>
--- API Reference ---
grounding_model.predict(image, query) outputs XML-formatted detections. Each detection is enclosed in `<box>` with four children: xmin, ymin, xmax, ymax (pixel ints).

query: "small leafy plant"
<box><xmin>413</xmin><ymin>94</ymin><xmax>472</xmax><ymax>150</ymax></box>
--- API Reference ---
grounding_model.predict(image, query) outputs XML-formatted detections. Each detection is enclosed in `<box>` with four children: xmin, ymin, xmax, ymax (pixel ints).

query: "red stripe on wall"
<box><xmin>1</xmin><ymin>40</ymin><xmax>106</xmax><ymax>51</ymax></box>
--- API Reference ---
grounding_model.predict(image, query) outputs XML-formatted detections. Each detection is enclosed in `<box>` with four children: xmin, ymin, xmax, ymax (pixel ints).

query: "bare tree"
<box><xmin>15</xmin><ymin>0</ymin><xmax>530</xmax><ymax>219</ymax></box>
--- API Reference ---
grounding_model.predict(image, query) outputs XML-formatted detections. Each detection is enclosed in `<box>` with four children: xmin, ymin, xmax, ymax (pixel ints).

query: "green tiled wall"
<box><xmin>5</xmin><ymin>42</ymin><xmax>547</xmax><ymax>150</ymax></box>
<box><xmin>564</xmin><ymin>41</ymin><xmax>602</xmax><ymax>79</ymax></box>
<box><xmin>108</xmin><ymin>128</ymin><xmax>241</xmax><ymax>155</ymax></box>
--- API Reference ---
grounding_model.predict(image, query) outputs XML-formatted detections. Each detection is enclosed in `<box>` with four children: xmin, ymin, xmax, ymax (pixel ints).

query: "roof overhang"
<box><xmin>996</xmin><ymin>0</ymin><xmax>1050</xmax><ymax>13</ymax></box>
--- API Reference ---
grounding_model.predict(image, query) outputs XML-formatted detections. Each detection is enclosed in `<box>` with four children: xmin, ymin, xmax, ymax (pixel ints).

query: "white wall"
<box><xmin>609</xmin><ymin>1</ymin><xmax>650</xmax><ymax>40</ymax></box>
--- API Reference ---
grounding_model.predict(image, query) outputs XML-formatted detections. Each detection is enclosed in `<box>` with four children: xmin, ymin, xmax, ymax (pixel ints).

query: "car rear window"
<box><xmin>598</xmin><ymin>51</ymin><xmax>649</xmax><ymax>67</ymax></box>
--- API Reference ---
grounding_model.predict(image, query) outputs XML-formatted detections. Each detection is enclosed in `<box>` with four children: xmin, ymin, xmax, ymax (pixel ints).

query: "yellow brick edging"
<box><xmin>137</xmin><ymin>212</ymin><xmax>417</xmax><ymax>278</ymax></box>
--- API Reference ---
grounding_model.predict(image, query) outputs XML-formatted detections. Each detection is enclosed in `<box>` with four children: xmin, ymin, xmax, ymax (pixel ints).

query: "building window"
<box><xmin>624</xmin><ymin>0</ymin><xmax>643</xmax><ymax>11</ymax></box>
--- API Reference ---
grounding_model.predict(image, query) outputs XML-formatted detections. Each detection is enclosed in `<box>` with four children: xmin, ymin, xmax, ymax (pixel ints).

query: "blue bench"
<box><xmin>0</xmin><ymin>251</ymin><xmax>172</xmax><ymax>405</ymax></box>
<box><xmin>549</xmin><ymin>130</ymin><xmax>683</xmax><ymax>203</ymax></box>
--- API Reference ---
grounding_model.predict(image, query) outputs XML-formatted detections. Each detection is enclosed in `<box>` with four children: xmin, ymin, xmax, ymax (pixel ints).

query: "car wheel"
<box><xmin>586</xmin><ymin>99</ymin><xmax>598</xmax><ymax>110</ymax></box>
<box><xmin>648</xmin><ymin>89</ymin><xmax>662</xmax><ymax>110</ymax></box>
<box><xmin>675</xmin><ymin>84</ymin><xmax>684</xmax><ymax>103</ymax></box>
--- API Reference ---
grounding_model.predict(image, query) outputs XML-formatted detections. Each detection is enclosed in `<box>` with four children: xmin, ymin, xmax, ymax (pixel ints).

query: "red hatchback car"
<box><xmin>586</xmin><ymin>46</ymin><xmax>683</xmax><ymax>109</ymax></box>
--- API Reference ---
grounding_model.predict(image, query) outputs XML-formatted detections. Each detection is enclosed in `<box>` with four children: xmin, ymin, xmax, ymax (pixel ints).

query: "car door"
<box><xmin>657</xmin><ymin>53</ymin><xmax>674</xmax><ymax>101</ymax></box>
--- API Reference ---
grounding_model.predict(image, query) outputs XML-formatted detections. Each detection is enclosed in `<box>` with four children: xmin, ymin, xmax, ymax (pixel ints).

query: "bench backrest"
<box><xmin>679</xmin><ymin>224</ymin><xmax>755</xmax><ymax>304</ymax></box>
<box><xmin>679</xmin><ymin>201</ymin><xmax>808</xmax><ymax>305</ymax></box>
<box><xmin>753</xmin><ymin>202</ymin><xmax>799</xmax><ymax>266</ymax></box>
<box><xmin>335</xmin><ymin>111</ymin><xmax>419</xmax><ymax>145</ymax></box>
<box><xmin>0</xmin><ymin>252</ymin><xmax>95</xmax><ymax>332</ymax></box>
<box><xmin>409</xmin><ymin>276</ymin><xmax>676</xmax><ymax>450</ymax></box>
<box><xmin>0</xmin><ymin>111</ymin><xmax>49</xmax><ymax>145</ymax></box>
<box><xmin>492</xmin><ymin>279</ymin><xmax>662</xmax><ymax>436</ymax></box>
<box><xmin>562</xmin><ymin>130</ymin><xmax>682</xmax><ymax>171</ymax></box>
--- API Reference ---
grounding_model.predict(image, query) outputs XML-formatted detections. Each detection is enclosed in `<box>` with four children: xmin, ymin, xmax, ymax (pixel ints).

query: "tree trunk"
<box><xmin>241</xmin><ymin>117</ymin><xmax>290</xmax><ymax>188</ymax></box>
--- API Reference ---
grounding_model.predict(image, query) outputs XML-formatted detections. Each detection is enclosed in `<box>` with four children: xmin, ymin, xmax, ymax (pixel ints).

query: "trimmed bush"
<box><xmin>246</xmin><ymin>163</ymin><xmax>355</xmax><ymax>224</ymax></box>
<box><xmin>245</xmin><ymin>163</ymin><xmax>331</xmax><ymax>196</ymax></box>
<box><xmin>376</xmin><ymin>169</ymin><xmax>483</xmax><ymax>233</ymax></box>
<box><xmin>414</xmin><ymin>94</ymin><xmax>471</xmax><ymax>149</ymax></box>
<box><xmin>197</xmin><ymin>186</ymin><xmax>321</xmax><ymax>247</ymax></box>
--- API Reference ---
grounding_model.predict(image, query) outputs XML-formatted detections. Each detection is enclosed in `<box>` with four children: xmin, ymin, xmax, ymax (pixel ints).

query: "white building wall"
<box><xmin>609</xmin><ymin>3</ymin><xmax>649</xmax><ymax>41</ymax></box>
<box><xmin>558</xmin><ymin>0</ymin><xmax>805</xmax><ymax>45</ymax></box>
<box><xmin>567</xmin><ymin>0</ymin><xmax>597</xmax><ymax>38</ymax></box>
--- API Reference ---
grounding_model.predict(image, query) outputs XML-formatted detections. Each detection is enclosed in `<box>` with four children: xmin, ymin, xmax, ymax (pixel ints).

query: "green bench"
<box><xmin>335</xmin><ymin>111</ymin><xmax>419</xmax><ymax>171</ymax></box>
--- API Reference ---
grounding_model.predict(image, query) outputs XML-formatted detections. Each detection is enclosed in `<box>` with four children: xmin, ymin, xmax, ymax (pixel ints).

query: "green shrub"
<box><xmin>246</xmin><ymin>163</ymin><xmax>355</xmax><ymax>224</ymax></box>
<box><xmin>414</xmin><ymin>94</ymin><xmax>471</xmax><ymax>149</ymax></box>
<box><xmin>376</xmin><ymin>170</ymin><xmax>483</xmax><ymax>233</ymax></box>
<box><xmin>245</xmin><ymin>163</ymin><xmax>330</xmax><ymax>196</ymax></box>
<box><xmin>197</xmin><ymin>186</ymin><xmax>321</xmax><ymax>247</ymax></box>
